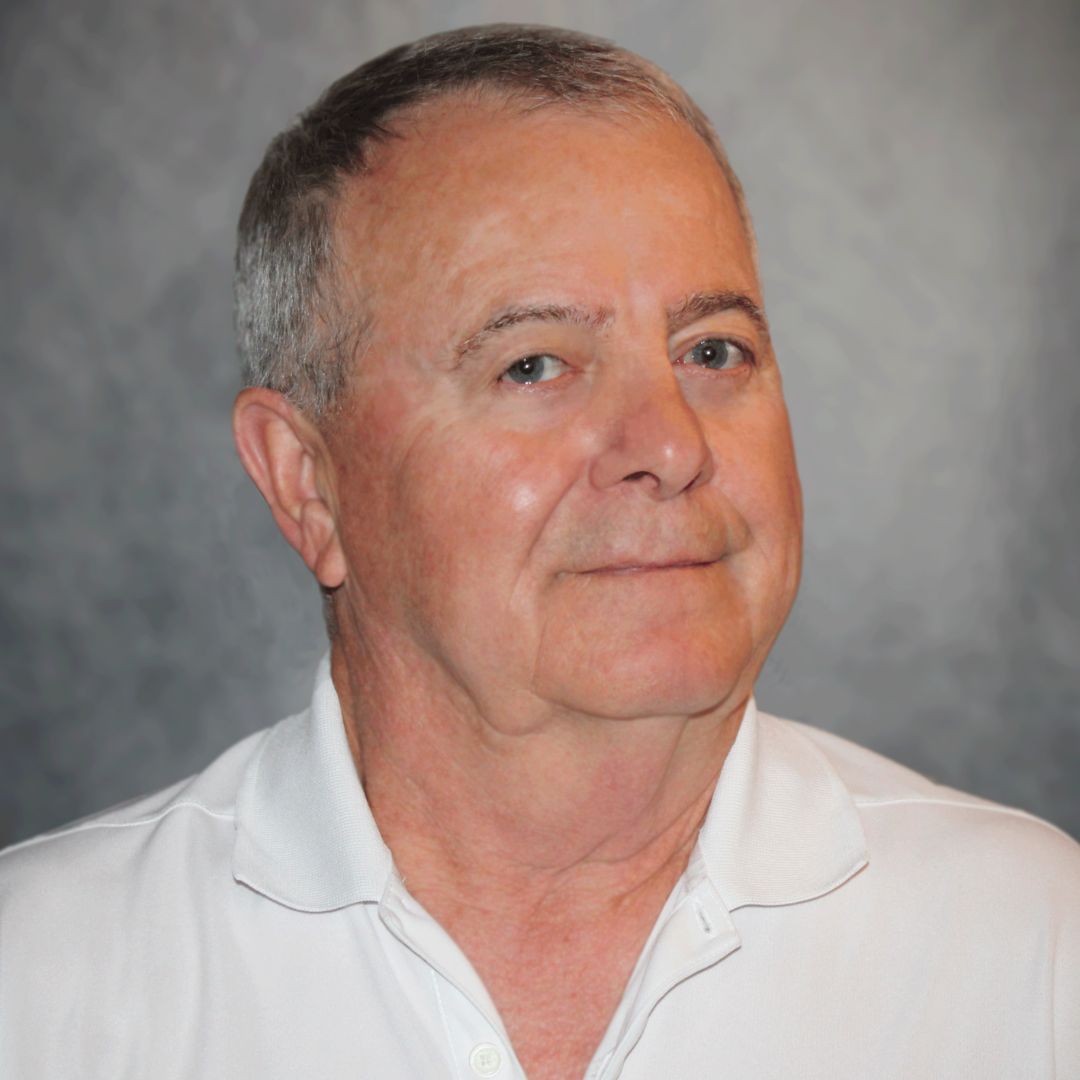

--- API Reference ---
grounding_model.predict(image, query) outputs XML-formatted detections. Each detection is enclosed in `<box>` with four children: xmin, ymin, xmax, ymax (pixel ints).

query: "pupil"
<box><xmin>519</xmin><ymin>357</ymin><xmax>537</xmax><ymax>375</ymax></box>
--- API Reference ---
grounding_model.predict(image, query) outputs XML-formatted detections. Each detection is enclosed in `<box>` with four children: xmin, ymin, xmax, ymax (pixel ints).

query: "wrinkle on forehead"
<box><xmin>329</xmin><ymin>95</ymin><xmax>758</xmax><ymax>392</ymax></box>
<box><xmin>336</xmin><ymin>93</ymin><xmax>744</xmax><ymax>277</ymax></box>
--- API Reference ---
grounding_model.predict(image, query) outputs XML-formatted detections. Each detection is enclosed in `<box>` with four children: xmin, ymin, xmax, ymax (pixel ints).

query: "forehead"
<box><xmin>334</xmin><ymin>95</ymin><xmax>756</xmax><ymax>346</ymax></box>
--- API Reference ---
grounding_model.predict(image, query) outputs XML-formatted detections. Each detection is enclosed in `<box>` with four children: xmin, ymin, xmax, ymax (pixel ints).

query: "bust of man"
<box><xmin>2</xmin><ymin>25</ymin><xmax>1078</xmax><ymax>1080</ymax></box>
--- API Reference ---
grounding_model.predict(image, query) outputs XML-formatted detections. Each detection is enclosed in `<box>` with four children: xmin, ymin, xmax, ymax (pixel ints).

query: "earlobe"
<box><xmin>232</xmin><ymin>388</ymin><xmax>347</xmax><ymax>588</ymax></box>
<box><xmin>300</xmin><ymin>498</ymin><xmax>348</xmax><ymax>589</ymax></box>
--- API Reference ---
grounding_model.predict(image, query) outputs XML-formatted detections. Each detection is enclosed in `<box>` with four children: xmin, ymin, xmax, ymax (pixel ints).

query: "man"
<box><xmin>1</xmin><ymin>24</ymin><xmax>1077</xmax><ymax>1080</ymax></box>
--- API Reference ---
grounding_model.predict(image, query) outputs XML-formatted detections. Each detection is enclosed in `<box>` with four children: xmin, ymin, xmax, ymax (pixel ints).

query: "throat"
<box><xmin>434</xmin><ymin>875</ymin><xmax>681</xmax><ymax>1080</ymax></box>
<box><xmin>385</xmin><ymin>773</ymin><xmax>709</xmax><ymax>1078</ymax></box>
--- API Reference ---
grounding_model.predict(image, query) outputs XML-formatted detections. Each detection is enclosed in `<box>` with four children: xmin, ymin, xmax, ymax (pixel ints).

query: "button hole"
<box><xmin>694</xmin><ymin>902</ymin><xmax>714</xmax><ymax>935</ymax></box>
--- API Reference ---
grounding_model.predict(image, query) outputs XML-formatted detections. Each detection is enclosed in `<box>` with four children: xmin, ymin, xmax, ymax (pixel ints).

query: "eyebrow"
<box><xmin>453</xmin><ymin>304</ymin><xmax>613</xmax><ymax>367</ymax></box>
<box><xmin>451</xmin><ymin>289</ymin><xmax>768</xmax><ymax>367</ymax></box>
<box><xmin>666</xmin><ymin>290</ymin><xmax>769</xmax><ymax>340</ymax></box>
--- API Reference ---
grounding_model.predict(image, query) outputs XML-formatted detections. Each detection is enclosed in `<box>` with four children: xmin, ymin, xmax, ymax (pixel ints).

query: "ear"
<box><xmin>232</xmin><ymin>387</ymin><xmax>347</xmax><ymax>589</ymax></box>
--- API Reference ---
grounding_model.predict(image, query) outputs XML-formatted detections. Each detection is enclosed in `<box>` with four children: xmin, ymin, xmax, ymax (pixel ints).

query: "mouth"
<box><xmin>583</xmin><ymin>558</ymin><xmax>720</xmax><ymax>575</ymax></box>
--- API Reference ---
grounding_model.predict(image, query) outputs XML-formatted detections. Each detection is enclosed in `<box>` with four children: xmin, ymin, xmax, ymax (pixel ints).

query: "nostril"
<box><xmin>625</xmin><ymin>471</ymin><xmax>650</xmax><ymax>482</ymax></box>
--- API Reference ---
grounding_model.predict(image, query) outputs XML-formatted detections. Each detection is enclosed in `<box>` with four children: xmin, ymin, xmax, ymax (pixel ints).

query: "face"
<box><xmin>324</xmin><ymin>96</ymin><xmax>803</xmax><ymax>727</ymax></box>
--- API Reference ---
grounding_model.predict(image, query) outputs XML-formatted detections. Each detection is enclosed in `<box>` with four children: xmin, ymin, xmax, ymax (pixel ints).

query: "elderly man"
<box><xmin>2</xmin><ymin>24</ymin><xmax>1078</xmax><ymax>1080</ymax></box>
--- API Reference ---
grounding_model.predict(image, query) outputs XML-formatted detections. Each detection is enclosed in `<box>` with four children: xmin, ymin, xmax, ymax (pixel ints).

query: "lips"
<box><xmin>583</xmin><ymin>558</ymin><xmax>719</xmax><ymax>575</ymax></box>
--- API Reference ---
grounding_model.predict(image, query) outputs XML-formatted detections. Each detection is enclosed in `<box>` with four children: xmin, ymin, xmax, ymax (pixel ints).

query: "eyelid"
<box><xmin>677</xmin><ymin>334</ymin><xmax>756</xmax><ymax>368</ymax></box>
<box><xmin>497</xmin><ymin>351</ymin><xmax>571</xmax><ymax>385</ymax></box>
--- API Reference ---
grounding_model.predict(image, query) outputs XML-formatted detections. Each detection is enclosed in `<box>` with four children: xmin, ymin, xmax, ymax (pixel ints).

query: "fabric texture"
<box><xmin>2</xmin><ymin>656</ymin><xmax>1078</xmax><ymax>1078</ymax></box>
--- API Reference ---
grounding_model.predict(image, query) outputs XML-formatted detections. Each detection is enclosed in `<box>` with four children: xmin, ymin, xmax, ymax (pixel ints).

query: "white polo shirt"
<box><xmin>2</xmin><ymin>657</ymin><xmax>1078</xmax><ymax>1078</ymax></box>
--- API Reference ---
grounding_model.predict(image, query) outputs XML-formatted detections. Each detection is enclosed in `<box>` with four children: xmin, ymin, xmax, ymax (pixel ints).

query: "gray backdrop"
<box><xmin>2</xmin><ymin>0</ymin><xmax>1078</xmax><ymax>849</ymax></box>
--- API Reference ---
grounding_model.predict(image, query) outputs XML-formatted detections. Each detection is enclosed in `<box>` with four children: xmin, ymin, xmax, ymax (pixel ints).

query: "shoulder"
<box><xmin>0</xmin><ymin>724</ymin><xmax>281</xmax><ymax>1073</ymax></box>
<box><xmin>773</xmin><ymin>712</ymin><xmax>1080</xmax><ymax>912</ymax></box>
<box><xmin>0</xmin><ymin>725</ymin><xmax>270</xmax><ymax>920</ymax></box>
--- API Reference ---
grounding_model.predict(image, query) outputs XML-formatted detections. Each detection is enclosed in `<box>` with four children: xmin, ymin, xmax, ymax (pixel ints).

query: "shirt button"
<box><xmin>469</xmin><ymin>1042</ymin><xmax>503</xmax><ymax>1077</ymax></box>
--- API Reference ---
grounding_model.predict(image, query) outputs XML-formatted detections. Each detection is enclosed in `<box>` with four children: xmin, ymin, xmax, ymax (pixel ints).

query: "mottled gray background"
<box><xmin>2</xmin><ymin>0</ymin><xmax>1078</xmax><ymax>849</ymax></box>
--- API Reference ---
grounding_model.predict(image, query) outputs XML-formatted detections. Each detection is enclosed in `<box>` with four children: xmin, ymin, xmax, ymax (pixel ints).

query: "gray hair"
<box><xmin>234</xmin><ymin>23</ymin><xmax>753</xmax><ymax>420</ymax></box>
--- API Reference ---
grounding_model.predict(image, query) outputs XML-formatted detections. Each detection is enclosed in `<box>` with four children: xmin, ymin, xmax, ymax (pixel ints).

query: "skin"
<box><xmin>233</xmin><ymin>93</ymin><xmax>803</xmax><ymax>1080</ymax></box>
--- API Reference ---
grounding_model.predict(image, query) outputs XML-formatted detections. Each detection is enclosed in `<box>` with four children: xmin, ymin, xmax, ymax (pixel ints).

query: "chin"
<box><xmin>539</xmin><ymin>634</ymin><xmax>753</xmax><ymax>721</ymax></box>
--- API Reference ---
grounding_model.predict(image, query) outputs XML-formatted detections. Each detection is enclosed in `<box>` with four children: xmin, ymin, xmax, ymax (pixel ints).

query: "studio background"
<box><xmin>2</xmin><ymin>0</ymin><xmax>1077</xmax><ymax>848</ymax></box>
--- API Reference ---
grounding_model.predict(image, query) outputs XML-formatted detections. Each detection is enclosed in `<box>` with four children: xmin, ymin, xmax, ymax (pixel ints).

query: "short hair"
<box><xmin>234</xmin><ymin>23</ymin><xmax>753</xmax><ymax>419</ymax></box>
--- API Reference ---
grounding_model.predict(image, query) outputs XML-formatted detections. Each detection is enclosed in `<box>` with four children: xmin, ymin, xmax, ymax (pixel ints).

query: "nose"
<box><xmin>588</xmin><ymin>365</ymin><xmax>714</xmax><ymax>499</ymax></box>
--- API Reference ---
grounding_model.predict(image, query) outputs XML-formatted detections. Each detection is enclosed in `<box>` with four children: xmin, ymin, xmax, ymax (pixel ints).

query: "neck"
<box><xmin>330</xmin><ymin>636</ymin><xmax>746</xmax><ymax>924</ymax></box>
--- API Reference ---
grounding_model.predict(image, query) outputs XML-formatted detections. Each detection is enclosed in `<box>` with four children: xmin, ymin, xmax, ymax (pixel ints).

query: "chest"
<box><xmin>460</xmin><ymin>925</ymin><xmax>651</xmax><ymax>1080</ymax></box>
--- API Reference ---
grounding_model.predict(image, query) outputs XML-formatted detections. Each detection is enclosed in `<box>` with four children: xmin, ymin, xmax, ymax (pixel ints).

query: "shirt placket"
<box><xmin>587</xmin><ymin>879</ymin><xmax>741</xmax><ymax>1080</ymax></box>
<box><xmin>379</xmin><ymin>877</ymin><xmax>525</xmax><ymax>1080</ymax></box>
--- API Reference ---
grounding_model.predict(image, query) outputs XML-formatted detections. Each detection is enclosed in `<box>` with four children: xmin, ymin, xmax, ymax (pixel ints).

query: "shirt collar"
<box><xmin>233</xmin><ymin>656</ymin><xmax>868</xmax><ymax>913</ymax></box>
<box><xmin>233</xmin><ymin>654</ymin><xmax>392</xmax><ymax>911</ymax></box>
<box><xmin>694</xmin><ymin>696</ymin><xmax>869</xmax><ymax>909</ymax></box>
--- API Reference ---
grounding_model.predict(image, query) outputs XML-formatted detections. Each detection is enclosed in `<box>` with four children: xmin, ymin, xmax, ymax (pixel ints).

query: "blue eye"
<box><xmin>501</xmin><ymin>354</ymin><xmax>567</xmax><ymax>385</ymax></box>
<box><xmin>683</xmin><ymin>338</ymin><xmax>751</xmax><ymax>370</ymax></box>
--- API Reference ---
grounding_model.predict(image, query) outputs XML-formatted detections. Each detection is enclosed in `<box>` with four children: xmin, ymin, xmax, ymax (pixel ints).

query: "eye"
<box><xmin>681</xmin><ymin>337</ymin><xmax>752</xmax><ymax>371</ymax></box>
<box><xmin>500</xmin><ymin>353</ymin><xmax>568</xmax><ymax>385</ymax></box>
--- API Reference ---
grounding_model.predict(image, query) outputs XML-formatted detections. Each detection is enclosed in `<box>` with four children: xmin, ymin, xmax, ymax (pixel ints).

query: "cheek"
<box><xmin>718</xmin><ymin>403</ymin><xmax>804</xmax><ymax>617</ymax></box>
<box><xmin>388</xmin><ymin>424</ymin><xmax>573</xmax><ymax>616</ymax></box>
<box><xmin>719</xmin><ymin>398</ymin><xmax>800</xmax><ymax>531</ymax></box>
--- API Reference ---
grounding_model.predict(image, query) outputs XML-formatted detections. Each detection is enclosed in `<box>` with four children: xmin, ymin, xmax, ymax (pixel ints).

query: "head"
<box><xmin>233</xmin><ymin>25</ymin><xmax>802</xmax><ymax>726</ymax></box>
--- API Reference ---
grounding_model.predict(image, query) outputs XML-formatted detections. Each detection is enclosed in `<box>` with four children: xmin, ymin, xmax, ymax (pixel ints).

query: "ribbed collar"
<box><xmin>233</xmin><ymin>656</ymin><xmax>868</xmax><ymax>913</ymax></box>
